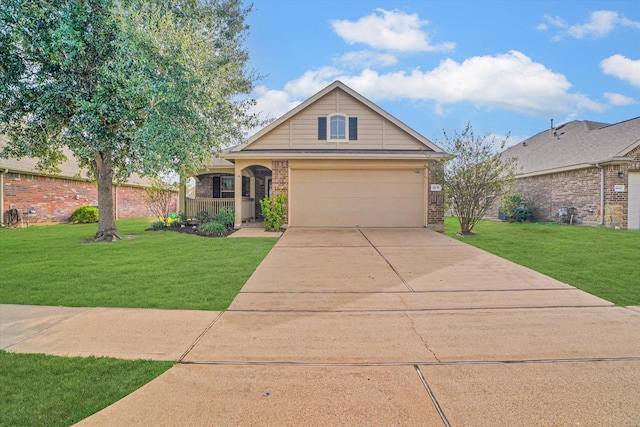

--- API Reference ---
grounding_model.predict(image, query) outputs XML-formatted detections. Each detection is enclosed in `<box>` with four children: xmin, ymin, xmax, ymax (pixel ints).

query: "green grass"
<box><xmin>0</xmin><ymin>219</ymin><xmax>278</xmax><ymax>310</ymax></box>
<box><xmin>0</xmin><ymin>350</ymin><xmax>173</xmax><ymax>427</ymax></box>
<box><xmin>444</xmin><ymin>217</ymin><xmax>640</xmax><ymax>306</ymax></box>
<box><xmin>0</xmin><ymin>219</ymin><xmax>276</xmax><ymax>426</ymax></box>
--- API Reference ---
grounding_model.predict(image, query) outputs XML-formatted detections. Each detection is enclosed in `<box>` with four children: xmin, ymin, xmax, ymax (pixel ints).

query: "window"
<box><xmin>212</xmin><ymin>175</ymin><xmax>251</xmax><ymax>198</ymax></box>
<box><xmin>330</xmin><ymin>115</ymin><xmax>346</xmax><ymax>140</ymax></box>
<box><xmin>318</xmin><ymin>115</ymin><xmax>357</xmax><ymax>141</ymax></box>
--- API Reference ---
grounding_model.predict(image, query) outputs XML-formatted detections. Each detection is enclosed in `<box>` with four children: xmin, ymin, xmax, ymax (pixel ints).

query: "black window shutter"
<box><xmin>213</xmin><ymin>176</ymin><xmax>221</xmax><ymax>198</ymax></box>
<box><xmin>318</xmin><ymin>117</ymin><xmax>327</xmax><ymax>140</ymax></box>
<box><xmin>349</xmin><ymin>117</ymin><xmax>358</xmax><ymax>140</ymax></box>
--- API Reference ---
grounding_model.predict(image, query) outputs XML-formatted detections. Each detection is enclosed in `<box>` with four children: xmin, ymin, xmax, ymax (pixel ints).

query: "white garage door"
<box><xmin>628</xmin><ymin>172</ymin><xmax>640</xmax><ymax>230</ymax></box>
<box><xmin>290</xmin><ymin>169</ymin><xmax>425</xmax><ymax>227</ymax></box>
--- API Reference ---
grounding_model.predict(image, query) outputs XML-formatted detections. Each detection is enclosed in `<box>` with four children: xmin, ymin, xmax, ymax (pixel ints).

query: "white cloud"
<box><xmin>247</xmin><ymin>86</ymin><xmax>301</xmax><ymax>135</ymax></box>
<box><xmin>253</xmin><ymin>51</ymin><xmax>604</xmax><ymax>123</ymax></box>
<box><xmin>601</xmin><ymin>54</ymin><xmax>640</xmax><ymax>87</ymax></box>
<box><xmin>335</xmin><ymin>50</ymin><xmax>398</xmax><ymax>69</ymax></box>
<box><xmin>539</xmin><ymin>10</ymin><xmax>640</xmax><ymax>40</ymax></box>
<box><xmin>283</xmin><ymin>67</ymin><xmax>343</xmax><ymax>99</ymax></box>
<box><xmin>604</xmin><ymin>92</ymin><xmax>637</xmax><ymax>106</ymax></box>
<box><xmin>331</xmin><ymin>9</ymin><xmax>455</xmax><ymax>52</ymax></box>
<box><xmin>342</xmin><ymin>51</ymin><xmax>604</xmax><ymax>116</ymax></box>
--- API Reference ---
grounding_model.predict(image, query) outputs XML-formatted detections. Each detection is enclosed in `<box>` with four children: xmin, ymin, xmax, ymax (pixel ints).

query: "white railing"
<box><xmin>185</xmin><ymin>197</ymin><xmax>255</xmax><ymax>221</ymax></box>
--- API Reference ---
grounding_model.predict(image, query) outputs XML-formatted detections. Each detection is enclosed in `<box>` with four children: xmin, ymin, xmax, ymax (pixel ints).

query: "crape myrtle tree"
<box><xmin>437</xmin><ymin>122</ymin><xmax>515</xmax><ymax>235</ymax></box>
<box><xmin>0</xmin><ymin>0</ymin><xmax>256</xmax><ymax>241</ymax></box>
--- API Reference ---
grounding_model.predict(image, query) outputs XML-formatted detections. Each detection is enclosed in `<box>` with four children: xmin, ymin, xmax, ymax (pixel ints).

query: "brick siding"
<box><xmin>271</xmin><ymin>160</ymin><xmax>289</xmax><ymax>223</ymax></box>
<box><xmin>2</xmin><ymin>172</ymin><xmax>176</xmax><ymax>224</ymax></box>
<box><xmin>506</xmin><ymin>153</ymin><xmax>639</xmax><ymax>228</ymax></box>
<box><xmin>427</xmin><ymin>163</ymin><xmax>445</xmax><ymax>231</ymax></box>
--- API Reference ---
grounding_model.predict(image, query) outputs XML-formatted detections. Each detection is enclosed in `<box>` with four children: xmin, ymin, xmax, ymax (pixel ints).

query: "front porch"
<box><xmin>185</xmin><ymin>197</ymin><xmax>256</xmax><ymax>222</ymax></box>
<box><xmin>180</xmin><ymin>160</ymin><xmax>272</xmax><ymax>226</ymax></box>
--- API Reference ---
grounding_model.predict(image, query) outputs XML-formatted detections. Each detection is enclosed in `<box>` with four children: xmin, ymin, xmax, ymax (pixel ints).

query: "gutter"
<box><xmin>223</xmin><ymin>151</ymin><xmax>448</xmax><ymax>161</ymax></box>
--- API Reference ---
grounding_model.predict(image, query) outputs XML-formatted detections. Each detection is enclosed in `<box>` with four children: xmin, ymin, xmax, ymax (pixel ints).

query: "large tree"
<box><xmin>0</xmin><ymin>0</ymin><xmax>256</xmax><ymax>241</ymax></box>
<box><xmin>438</xmin><ymin>122</ymin><xmax>515</xmax><ymax>235</ymax></box>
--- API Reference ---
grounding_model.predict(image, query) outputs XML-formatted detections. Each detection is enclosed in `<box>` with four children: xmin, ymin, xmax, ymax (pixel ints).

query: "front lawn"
<box><xmin>444</xmin><ymin>217</ymin><xmax>640</xmax><ymax>306</ymax></box>
<box><xmin>0</xmin><ymin>351</ymin><xmax>173</xmax><ymax>427</ymax></box>
<box><xmin>0</xmin><ymin>219</ymin><xmax>278</xmax><ymax>310</ymax></box>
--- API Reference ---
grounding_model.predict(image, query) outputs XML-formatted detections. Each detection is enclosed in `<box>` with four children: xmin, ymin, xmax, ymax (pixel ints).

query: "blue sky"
<box><xmin>243</xmin><ymin>0</ymin><xmax>639</xmax><ymax>146</ymax></box>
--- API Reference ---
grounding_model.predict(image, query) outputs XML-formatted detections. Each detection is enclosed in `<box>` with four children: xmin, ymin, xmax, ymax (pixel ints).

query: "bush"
<box><xmin>149</xmin><ymin>221</ymin><xmax>165</xmax><ymax>230</ymax></box>
<box><xmin>198</xmin><ymin>221</ymin><xmax>227</xmax><ymax>236</ymax></box>
<box><xmin>216</xmin><ymin>207</ymin><xmax>235</xmax><ymax>227</ymax></box>
<box><xmin>195</xmin><ymin>210</ymin><xmax>211</xmax><ymax>223</ymax></box>
<box><xmin>142</xmin><ymin>179</ymin><xmax>177</xmax><ymax>226</ymax></box>
<box><xmin>70</xmin><ymin>206</ymin><xmax>99</xmax><ymax>223</ymax></box>
<box><xmin>501</xmin><ymin>193</ymin><xmax>532</xmax><ymax>222</ymax></box>
<box><xmin>260</xmin><ymin>194</ymin><xmax>287</xmax><ymax>231</ymax></box>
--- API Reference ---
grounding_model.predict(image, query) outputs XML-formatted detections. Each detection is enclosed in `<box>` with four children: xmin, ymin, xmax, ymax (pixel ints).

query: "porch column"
<box><xmin>234</xmin><ymin>164</ymin><xmax>243</xmax><ymax>229</ymax></box>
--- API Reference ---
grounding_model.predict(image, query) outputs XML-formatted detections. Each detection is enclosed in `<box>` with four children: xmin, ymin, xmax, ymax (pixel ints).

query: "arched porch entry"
<box><xmin>233</xmin><ymin>160</ymin><xmax>273</xmax><ymax>228</ymax></box>
<box><xmin>181</xmin><ymin>160</ymin><xmax>272</xmax><ymax>226</ymax></box>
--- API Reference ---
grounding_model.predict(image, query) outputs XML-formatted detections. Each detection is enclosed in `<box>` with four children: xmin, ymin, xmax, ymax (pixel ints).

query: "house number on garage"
<box><xmin>614</xmin><ymin>185</ymin><xmax>625</xmax><ymax>192</ymax></box>
<box><xmin>430</xmin><ymin>184</ymin><xmax>442</xmax><ymax>192</ymax></box>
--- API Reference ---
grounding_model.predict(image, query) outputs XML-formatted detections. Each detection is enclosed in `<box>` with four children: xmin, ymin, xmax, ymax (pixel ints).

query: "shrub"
<box><xmin>198</xmin><ymin>221</ymin><xmax>227</xmax><ymax>236</ymax></box>
<box><xmin>501</xmin><ymin>193</ymin><xmax>532</xmax><ymax>222</ymax></box>
<box><xmin>142</xmin><ymin>178</ymin><xmax>177</xmax><ymax>226</ymax></box>
<box><xmin>195</xmin><ymin>210</ymin><xmax>211</xmax><ymax>223</ymax></box>
<box><xmin>70</xmin><ymin>206</ymin><xmax>99</xmax><ymax>223</ymax></box>
<box><xmin>149</xmin><ymin>221</ymin><xmax>165</xmax><ymax>230</ymax></box>
<box><xmin>216</xmin><ymin>207</ymin><xmax>235</xmax><ymax>227</ymax></box>
<box><xmin>260</xmin><ymin>194</ymin><xmax>287</xmax><ymax>231</ymax></box>
<box><xmin>168</xmin><ymin>218</ymin><xmax>182</xmax><ymax>227</ymax></box>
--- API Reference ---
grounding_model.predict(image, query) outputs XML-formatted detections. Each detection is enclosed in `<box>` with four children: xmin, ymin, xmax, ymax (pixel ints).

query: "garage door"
<box><xmin>629</xmin><ymin>172</ymin><xmax>640</xmax><ymax>230</ymax></box>
<box><xmin>290</xmin><ymin>169</ymin><xmax>425</xmax><ymax>227</ymax></box>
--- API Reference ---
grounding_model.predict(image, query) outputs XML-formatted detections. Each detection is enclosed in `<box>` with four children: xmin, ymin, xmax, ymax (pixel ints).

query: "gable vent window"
<box><xmin>318</xmin><ymin>115</ymin><xmax>357</xmax><ymax>141</ymax></box>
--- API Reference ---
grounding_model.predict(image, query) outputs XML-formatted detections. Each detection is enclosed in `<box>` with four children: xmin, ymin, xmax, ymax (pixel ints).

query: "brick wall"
<box><xmin>427</xmin><ymin>163</ymin><xmax>445</xmax><ymax>231</ymax></box>
<box><xmin>511</xmin><ymin>158</ymin><xmax>637</xmax><ymax>228</ymax></box>
<box><xmin>271</xmin><ymin>160</ymin><xmax>289</xmax><ymax>223</ymax></box>
<box><xmin>2</xmin><ymin>172</ymin><xmax>176</xmax><ymax>224</ymax></box>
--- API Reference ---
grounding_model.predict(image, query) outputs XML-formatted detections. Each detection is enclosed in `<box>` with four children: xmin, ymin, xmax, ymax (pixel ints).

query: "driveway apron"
<box><xmin>71</xmin><ymin>228</ymin><xmax>640</xmax><ymax>425</ymax></box>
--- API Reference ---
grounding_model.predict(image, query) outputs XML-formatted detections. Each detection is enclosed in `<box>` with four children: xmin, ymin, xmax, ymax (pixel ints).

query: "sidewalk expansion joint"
<box><xmin>238</xmin><ymin>288</ymin><xmax>580</xmax><ymax>294</ymax></box>
<box><xmin>179</xmin><ymin>357</ymin><xmax>640</xmax><ymax>367</ymax></box>
<box><xmin>358</xmin><ymin>228</ymin><xmax>414</xmax><ymax>291</ymax></box>
<box><xmin>415</xmin><ymin>365</ymin><xmax>451</xmax><ymax>427</ymax></box>
<box><xmin>227</xmin><ymin>305</ymin><xmax>614</xmax><ymax>313</ymax></box>
<box><xmin>178</xmin><ymin>311</ymin><xmax>224</xmax><ymax>362</ymax></box>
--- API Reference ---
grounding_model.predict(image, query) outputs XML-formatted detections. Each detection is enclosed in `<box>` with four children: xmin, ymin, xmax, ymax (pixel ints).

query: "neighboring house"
<box><xmin>0</xmin><ymin>140</ymin><xmax>176</xmax><ymax>225</ymax></box>
<box><xmin>183</xmin><ymin>81</ymin><xmax>448</xmax><ymax>229</ymax></box>
<box><xmin>500</xmin><ymin>117</ymin><xmax>640</xmax><ymax>229</ymax></box>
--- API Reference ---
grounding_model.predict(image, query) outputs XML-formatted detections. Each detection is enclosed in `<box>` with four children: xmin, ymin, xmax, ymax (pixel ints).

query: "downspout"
<box><xmin>596</xmin><ymin>163</ymin><xmax>604</xmax><ymax>225</ymax></box>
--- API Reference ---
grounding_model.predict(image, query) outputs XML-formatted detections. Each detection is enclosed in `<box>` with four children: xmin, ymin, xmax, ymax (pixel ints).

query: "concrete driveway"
<box><xmin>3</xmin><ymin>227</ymin><xmax>640</xmax><ymax>425</ymax></box>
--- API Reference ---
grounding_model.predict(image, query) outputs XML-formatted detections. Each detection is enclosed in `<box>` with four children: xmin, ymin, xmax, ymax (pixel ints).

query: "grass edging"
<box><xmin>444</xmin><ymin>217</ymin><xmax>640</xmax><ymax>306</ymax></box>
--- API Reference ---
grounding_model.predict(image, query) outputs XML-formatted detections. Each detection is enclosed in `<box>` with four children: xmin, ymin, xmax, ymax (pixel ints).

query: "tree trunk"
<box><xmin>93</xmin><ymin>150</ymin><xmax>121</xmax><ymax>242</ymax></box>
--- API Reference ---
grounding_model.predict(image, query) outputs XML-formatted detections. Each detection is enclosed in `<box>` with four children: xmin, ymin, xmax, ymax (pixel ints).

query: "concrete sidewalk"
<box><xmin>2</xmin><ymin>227</ymin><xmax>640</xmax><ymax>425</ymax></box>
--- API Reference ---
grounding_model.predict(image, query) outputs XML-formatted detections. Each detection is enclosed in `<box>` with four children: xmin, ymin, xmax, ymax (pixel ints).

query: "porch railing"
<box><xmin>185</xmin><ymin>197</ymin><xmax>255</xmax><ymax>221</ymax></box>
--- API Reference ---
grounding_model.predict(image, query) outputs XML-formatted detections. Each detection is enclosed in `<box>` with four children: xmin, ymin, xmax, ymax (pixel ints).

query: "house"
<box><xmin>501</xmin><ymin>117</ymin><xmax>640</xmax><ymax>229</ymax></box>
<box><xmin>0</xmin><ymin>140</ymin><xmax>176</xmax><ymax>225</ymax></box>
<box><xmin>182</xmin><ymin>81</ymin><xmax>448</xmax><ymax>230</ymax></box>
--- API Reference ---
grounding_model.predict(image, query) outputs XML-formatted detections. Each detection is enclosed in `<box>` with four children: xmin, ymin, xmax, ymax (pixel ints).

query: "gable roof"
<box><xmin>228</xmin><ymin>80</ymin><xmax>445</xmax><ymax>155</ymax></box>
<box><xmin>503</xmin><ymin>117</ymin><xmax>640</xmax><ymax>177</ymax></box>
